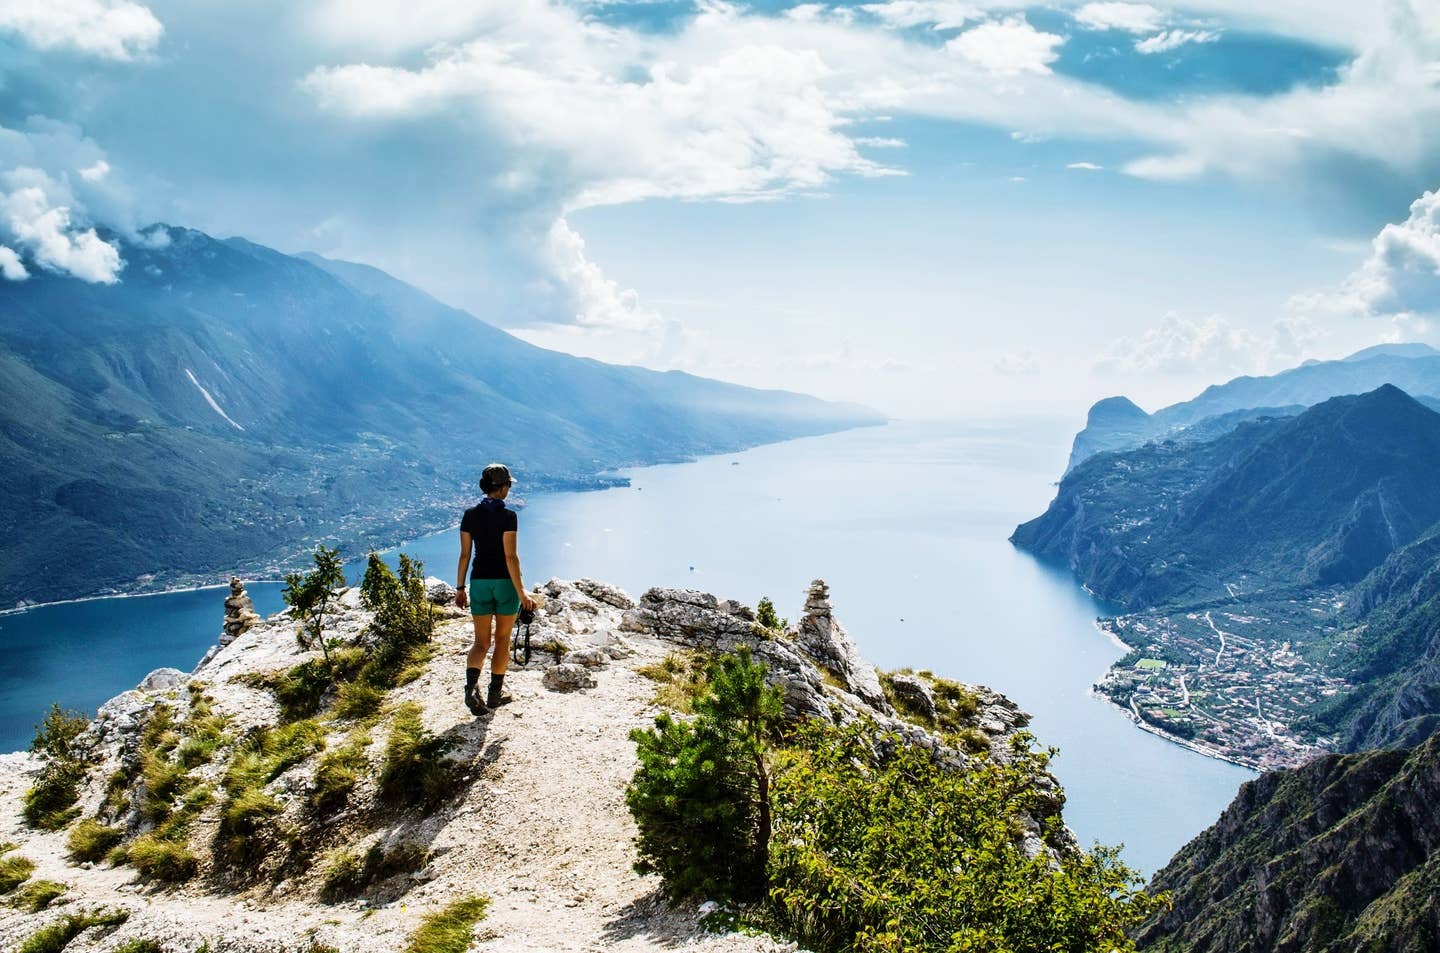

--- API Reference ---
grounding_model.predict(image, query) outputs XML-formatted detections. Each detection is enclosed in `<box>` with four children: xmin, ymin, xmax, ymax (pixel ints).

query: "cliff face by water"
<box><xmin>1136</xmin><ymin>733</ymin><xmax>1440</xmax><ymax>953</ymax></box>
<box><xmin>0</xmin><ymin>577</ymin><xmax>1052</xmax><ymax>952</ymax></box>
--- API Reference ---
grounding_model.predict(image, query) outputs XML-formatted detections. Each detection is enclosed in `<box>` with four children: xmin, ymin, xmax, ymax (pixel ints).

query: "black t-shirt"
<box><xmin>460</xmin><ymin>499</ymin><xmax>518</xmax><ymax>580</ymax></box>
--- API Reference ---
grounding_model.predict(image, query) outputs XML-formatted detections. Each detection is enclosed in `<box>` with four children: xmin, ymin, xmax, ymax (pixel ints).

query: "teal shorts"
<box><xmin>469</xmin><ymin>578</ymin><xmax>519</xmax><ymax>616</ymax></box>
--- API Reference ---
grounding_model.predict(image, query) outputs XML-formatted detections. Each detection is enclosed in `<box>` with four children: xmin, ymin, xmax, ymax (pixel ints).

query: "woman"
<box><xmin>455</xmin><ymin>463</ymin><xmax>536</xmax><ymax>715</ymax></box>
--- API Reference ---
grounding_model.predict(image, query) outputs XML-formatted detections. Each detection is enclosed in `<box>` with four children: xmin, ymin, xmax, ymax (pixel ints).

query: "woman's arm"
<box><xmin>503</xmin><ymin>531</ymin><xmax>535</xmax><ymax>612</ymax></box>
<box><xmin>456</xmin><ymin>530</ymin><xmax>473</xmax><ymax>609</ymax></box>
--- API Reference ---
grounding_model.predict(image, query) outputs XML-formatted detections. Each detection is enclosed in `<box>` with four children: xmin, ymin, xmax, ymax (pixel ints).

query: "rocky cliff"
<box><xmin>0</xmin><ymin>577</ymin><xmax>1055</xmax><ymax>952</ymax></box>
<box><xmin>1136</xmin><ymin>733</ymin><xmax>1440</xmax><ymax>952</ymax></box>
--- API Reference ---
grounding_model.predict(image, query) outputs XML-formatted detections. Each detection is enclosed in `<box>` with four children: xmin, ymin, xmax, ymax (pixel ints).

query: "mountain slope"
<box><xmin>0</xmin><ymin>227</ymin><xmax>882</xmax><ymax>605</ymax></box>
<box><xmin>1012</xmin><ymin>386</ymin><xmax>1440</xmax><ymax>610</ymax></box>
<box><xmin>1136</xmin><ymin>733</ymin><xmax>1440</xmax><ymax>953</ymax></box>
<box><xmin>1066</xmin><ymin>345</ymin><xmax>1440</xmax><ymax>472</ymax></box>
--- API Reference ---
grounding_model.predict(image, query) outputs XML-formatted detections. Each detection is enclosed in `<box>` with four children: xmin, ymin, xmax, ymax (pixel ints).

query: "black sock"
<box><xmin>489</xmin><ymin>673</ymin><xmax>505</xmax><ymax>693</ymax></box>
<box><xmin>466</xmin><ymin>667</ymin><xmax>481</xmax><ymax>689</ymax></box>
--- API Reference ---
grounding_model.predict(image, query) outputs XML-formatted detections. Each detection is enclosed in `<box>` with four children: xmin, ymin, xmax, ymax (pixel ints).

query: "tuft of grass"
<box><xmin>217</xmin><ymin>720</ymin><xmax>325</xmax><ymax>863</ymax></box>
<box><xmin>66</xmin><ymin>819</ymin><xmax>124</xmax><ymax>863</ymax></box>
<box><xmin>392</xmin><ymin>641</ymin><xmax>438</xmax><ymax>687</ymax></box>
<box><xmin>320</xmin><ymin>840</ymin><xmax>426</xmax><ymax>901</ymax></box>
<box><xmin>947</xmin><ymin>727</ymin><xmax>994</xmax><ymax>755</ymax></box>
<box><xmin>22</xmin><ymin>761</ymin><xmax>86</xmax><ymax>831</ymax></box>
<box><xmin>126</xmin><ymin>833</ymin><xmax>199</xmax><ymax>883</ymax></box>
<box><xmin>17</xmin><ymin>907</ymin><xmax>129</xmax><ymax>953</ymax></box>
<box><xmin>311</xmin><ymin>731</ymin><xmax>371</xmax><ymax>814</ymax></box>
<box><xmin>11</xmin><ymin>879</ymin><xmax>67</xmax><ymax>912</ymax></box>
<box><xmin>333</xmin><ymin>681</ymin><xmax>386</xmax><ymax>721</ymax></box>
<box><xmin>113</xmin><ymin>941</ymin><xmax>167</xmax><ymax>953</ymax></box>
<box><xmin>0</xmin><ymin>853</ymin><xmax>37</xmax><ymax>893</ymax></box>
<box><xmin>636</xmin><ymin>651</ymin><xmax>711</xmax><ymax>714</ymax></box>
<box><xmin>378</xmin><ymin>703</ymin><xmax>460</xmax><ymax>808</ymax></box>
<box><xmin>403</xmin><ymin>895</ymin><xmax>490</xmax><ymax>953</ymax></box>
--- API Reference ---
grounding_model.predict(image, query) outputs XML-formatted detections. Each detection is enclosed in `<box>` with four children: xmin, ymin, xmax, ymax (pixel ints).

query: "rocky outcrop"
<box><xmin>1137</xmin><ymin>732</ymin><xmax>1440</xmax><ymax>952</ymax></box>
<box><xmin>0</xmin><ymin>575</ymin><xmax>1070</xmax><ymax>952</ymax></box>
<box><xmin>220</xmin><ymin>577</ymin><xmax>262</xmax><ymax>647</ymax></box>
<box><xmin>793</xmin><ymin>579</ymin><xmax>889</xmax><ymax>711</ymax></box>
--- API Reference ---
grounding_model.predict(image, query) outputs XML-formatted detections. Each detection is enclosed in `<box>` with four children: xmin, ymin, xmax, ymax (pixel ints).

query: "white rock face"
<box><xmin>543</xmin><ymin>663</ymin><xmax>599</xmax><ymax>692</ymax></box>
<box><xmin>793</xmin><ymin>579</ymin><xmax>890</xmax><ymax>712</ymax></box>
<box><xmin>139</xmin><ymin>668</ymin><xmax>187</xmax><ymax>692</ymax></box>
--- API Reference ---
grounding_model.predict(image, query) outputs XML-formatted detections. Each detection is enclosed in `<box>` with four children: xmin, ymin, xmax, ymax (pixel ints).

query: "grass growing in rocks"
<box><xmin>319</xmin><ymin>840</ymin><xmax>426</xmax><ymax>901</ymax></box>
<box><xmin>378</xmin><ymin>703</ymin><xmax>459</xmax><ymax>808</ymax></box>
<box><xmin>636</xmin><ymin>650</ymin><xmax>711</xmax><ymax>713</ymax></box>
<box><xmin>10</xmin><ymin>879</ymin><xmax>66</xmax><ymax>912</ymax></box>
<box><xmin>0</xmin><ymin>850</ymin><xmax>36</xmax><ymax>893</ymax></box>
<box><xmin>218</xmin><ymin>719</ymin><xmax>325</xmax><ymax>864</ymax></box>
<box><xmin>403</xmin><ymin>896</ymin><xmax>490</xmax><ymax>953</ymax></box>
<box><xmin>66</xmin><ymin>819</ymin><xmax>124</xmax><ymax>863</ymax></box>
<box><xmin>16</xmin><ymin>908</ymin><xmax>128</xmax><ymax>953</ymax></box>
<box><xmin>310</xmin><ymin>729</ymin><xmax>372</xmax><ymax>814</ymax></box>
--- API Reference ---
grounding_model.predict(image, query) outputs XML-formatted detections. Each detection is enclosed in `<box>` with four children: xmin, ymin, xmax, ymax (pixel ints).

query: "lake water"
<box><xmin>0</xmin><ymin>419</ymin><xmax>1252</xmax><ymax>875</ymax></box>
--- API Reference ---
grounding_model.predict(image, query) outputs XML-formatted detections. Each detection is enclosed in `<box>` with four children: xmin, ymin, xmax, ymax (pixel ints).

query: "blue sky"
<box><xmin>2</xmin><ymin>1</ymin><xmax>1439</xmax><ymax>417</ymax></box>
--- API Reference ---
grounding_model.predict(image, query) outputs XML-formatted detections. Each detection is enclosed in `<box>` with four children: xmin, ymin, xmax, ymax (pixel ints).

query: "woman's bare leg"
<box><xmin>491</xmin><ymin>614</ymin><xmax>516</xmax><ymax>675</ymax></box>
<box><xmin>469</xmin><ymin>613</ymin><xmax>495</xmax><ymax>671</ymax></box>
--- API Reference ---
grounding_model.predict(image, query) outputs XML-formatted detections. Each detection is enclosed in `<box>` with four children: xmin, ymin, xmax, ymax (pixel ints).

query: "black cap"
<box><xmin>480</xmin><ymin>463</ymin><xmax>512</xmax><ymax>493</ymax></box>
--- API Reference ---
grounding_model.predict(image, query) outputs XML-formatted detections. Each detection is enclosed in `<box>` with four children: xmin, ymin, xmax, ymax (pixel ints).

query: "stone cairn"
<box><xmin>221</xmin><ymin>576</ymin><xmax>262</xmax><ymax>647</ymax></box>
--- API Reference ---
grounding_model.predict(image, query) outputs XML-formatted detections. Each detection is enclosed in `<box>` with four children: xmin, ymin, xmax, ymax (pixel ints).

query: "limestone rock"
<box><xmin>794</xmin><ymin>579</ymin><xmax>891</xmax><ymax>713</ymax></box>
<box><xmin>886</xmin><ymin>674</ymin><xmax>935</xmax><ymax>721</ymax></box>
<box><xmin>424</xmin><ymin>577</ymin><xmax>457</xmax><ymax>605</ymax></box>
<box><xmin>139</xmin><ymin>668</ymin><xmax>187</xmax><ymax>693</ymax></box>
<box><xmin>562</xmin><ymin>648</ymin><xmax>611</xmax><ymax>670</ymax></box>
<box><xmin>574</xmin><ymin>578</ymin><xmax>635</xmax><ymax>609</ymax></box>
<box><xmin>543</xmin><ymin>663</ymin><xmax>597</xmax><ymax>692</ymax></box>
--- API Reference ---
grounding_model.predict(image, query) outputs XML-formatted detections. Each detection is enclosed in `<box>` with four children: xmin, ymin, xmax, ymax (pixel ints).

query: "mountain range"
<box><xmin>0</xmin><ymin>227</ymin><xmax>881</xmax><ymax>606</ymax></box>
<box><xmin>1067</xmin><ymin>344</ymin><xmax>1440</xmax><ymax>472</ymax></box>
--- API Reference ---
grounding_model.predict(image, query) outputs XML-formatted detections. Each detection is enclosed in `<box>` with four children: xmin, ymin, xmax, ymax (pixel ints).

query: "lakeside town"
<box><xmin>1094</xmin><ymin>588</ymin><xmax>1354</xmax><ymax>771</ymax></box>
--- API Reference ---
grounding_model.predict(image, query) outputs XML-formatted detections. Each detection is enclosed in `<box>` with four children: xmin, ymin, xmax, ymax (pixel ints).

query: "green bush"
<box><xmin>66</xmin><ymin>819</ymin><xmax>124</xmax><ymax>863</ymax></box>
<box><xmin>378</xmin><ymin>703</ymin><xmax>460</xmax><ymax>808</ymax></box>
<box><xmin>403</xmin><ymin>895</ymin><xmax>490</xmax><ymax>953</ymax></box>
<box><xmin>31</xmin><ymin>705</ymin><xmax>89</xmax><ymax>761</ymax></box>
<box><xmin>626</xmin><ymin>647</ymin><xmax>783</xmax><ymax>902</ymax></box>
<box><xmin>16</xmin><ymin>908</ymin><xmax>128</xmax><ymax>953</ymax></box>
<box><xmin>766</xmin><ymin>719</ymin><xmax>1167</xmax><ymax>952</ymax></box>
<box><xmin>635</xmin><ymin>651</ymin><xmax>711</xmax><ymax>713</ymax></box>
<box><xmin>755</xmin><ymin>597</ymin><xmax>788</xmax><ymax>635</ymax></box>
<box><xmin>284</xmin><ymin>546</ymin><xmax>347</xmax><ymax>666</ymax></box>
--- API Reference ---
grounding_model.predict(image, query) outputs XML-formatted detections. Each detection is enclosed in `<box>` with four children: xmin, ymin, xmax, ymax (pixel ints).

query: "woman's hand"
<box><xmin>456</xmin><ymin>587</ymin><xmax>469</xmax><ymax>610</ymax></box>
<box><xmin>519</xmin><ymin>592</ymin><xmax>536</xmax><ymax>612</ymax></box>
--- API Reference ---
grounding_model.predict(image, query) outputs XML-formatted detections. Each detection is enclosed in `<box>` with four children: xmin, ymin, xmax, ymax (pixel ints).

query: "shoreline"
<box><xmin>1088</xmin><ymin>685</ymin><xmax>1258</xmax><ymax>773</ymax></box>
<box><xmin>0</xmin><ymin>580</ymin><xmax>285</xmax><ymax>619</ymax></box>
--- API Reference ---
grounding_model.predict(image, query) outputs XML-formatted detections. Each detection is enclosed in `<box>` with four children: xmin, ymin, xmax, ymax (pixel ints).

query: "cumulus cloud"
<box><xmin>0</xmin><ymin>0</ymin><xmax>162</xmax><ymax>61</ymax></box>
<box><xmin>946</xmin><ymin>16</ymin><xmax>1064</xmax><ymax>75</ymax></box>
<box><xmin>1066</xmin><ymin>161</ymin><xmax>1103</xmax><ymax>170</ymax></box>
<box><xmin>543</xmin><ymin>218</ymin><xmax>658</xmax><ymax>331</ymax></box>
<box><xmin>0</xmin><ymin>245</ymin><xmax>28</xmax><ymax>281</ymax></box>
<box><xmin>1292</xmin><ymin>188</ymin><xmax>1440</xmax><ymax>341</ymax></box>
<box><xmin>1135</xmin><ymin>29</ymin><xmax>1221</xmax><ymax>54</ymax></box>
<box><xmin>0</xmin><ymin>172</ymin><xmax>124</xmax><ymax>283</ymax></box>
<box><xmin>1096</xmin><ymin>312</ymin><xmax>1324</xmax><ymax>375</ymax></box>
<box><xmin>1074</xmin><ymin>2</ymin><xmax>1165</xmax><ymax>34</ymax></box>
<box><xmin>860</xmin><ymin>1</ymin><xmax>984</xmax><ymax>31</ymax></box>
<box><xmin>78</xmin><ymin>160</ymin><xmax>111</xmax><ymax>182</ymax></box>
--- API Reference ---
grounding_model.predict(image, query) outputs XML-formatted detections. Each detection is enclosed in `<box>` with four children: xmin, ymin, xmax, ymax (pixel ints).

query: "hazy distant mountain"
<box><xmin>1067</xmin><ymin>344</ymin><xmax>1440</xmax><ymax>472</ymax></box>
<box><xmin>1137</xmin><ymin>732</ymin><xmax>1440</xmax><ymax>953</ymax></box>
<box><xmin>0</xmin><ymin>227</ymin><xmax>882</xmax><ymax>605</ymax></box>
<box><xmin>1012</xmin><ymin>386</ymin><xmax>1440</xmax><ymax>610</ymax></box>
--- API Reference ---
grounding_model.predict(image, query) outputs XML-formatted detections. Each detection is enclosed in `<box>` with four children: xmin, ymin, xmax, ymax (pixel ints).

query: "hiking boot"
<box><xmin>464</xmin><ymin>683</ymin><xmax>489</xmax><ymax>717</ymax></box>
<box><xmin>486</xmin><ymin>684</ymin><xmax>512</xmax><ymax>709</ymax></box>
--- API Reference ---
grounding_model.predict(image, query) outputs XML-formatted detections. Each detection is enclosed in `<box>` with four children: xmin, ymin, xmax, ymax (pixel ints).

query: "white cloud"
<box><xmin>1095</xmin><ymin>312</ymin><xmax>1324</xmax><ymax>375</ymax></box>
<box><xmin>0</xmin><ymin>0</ymin><xmax>162</xmax><ymax>60</ymax></box>
<box><xmin>1074</xmin><ymin>2</ymin><xmax>1164</xmax><ymax>34</ymax></box>
<box><xmin>1135</xmin><ymin>29</ymin><xmax>1220</xmax><ymax>54</ymax></box>
<box><xmin>544</xmin><ymin>218</ymin><xmax>658</xmax><ymax>331</ymax></box>
<box><xmin>0</xmin><ymin>245</ymin><xmax>27</xmax><ymax>281</ymax></box>
<box><xmin>0</xmin><ymin>169</ymin><xmax>124</xmax><ymax>284</ymax></box>
<box><xmin>1066</xmin><ymin>161</ymin><xmax>1103</xmax><ymax>170</ymax></box>
<box><xmin>1293</xmin><ymin>188</ymin><xmax>1440</xmax><ymax>338</ymax></box>
<box><xmin>945</xmin><ymin>16</ymin><xmax>1064</xmax><ymax>76</ymax></box>
<box><xmin>1123</xmin><ymin>154</ymin><xmax>1207</xmax><ymax>180</ymax></box>
<box><xmin>78</xmin><ymin>160</ymin><xmax>111</xmax><ymax>182</ymax></box>
<box><xmin>861</xmin><ymin>1</ymin><xmax>985</xmax><ymax>31</ymax></box>
<box><xmin>855</xmin><ymin>136</ymin><xmax>907</xmax><ymax>147</ymax></box>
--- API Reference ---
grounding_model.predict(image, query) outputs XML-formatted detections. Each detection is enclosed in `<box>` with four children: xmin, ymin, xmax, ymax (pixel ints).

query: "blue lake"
<box><xmin>0</xmin><ymin>418</ymin><xmax>1253</xmax><ymax>875</ymax></box>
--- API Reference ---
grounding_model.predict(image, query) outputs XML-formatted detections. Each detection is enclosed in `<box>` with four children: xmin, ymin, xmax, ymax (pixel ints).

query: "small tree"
<box><xmin>283</xmin><ymin>546</ymin><xmax>346</xmax><ymax>665</ymax></box>
<box><xmin>755</xmin><ymin>597</ymin><xmax>787</xmax><ymax>633</ymax></box>
<box><xmin>360</xmin><ymin>552</ymin><xmax>432</xmax><ymax>659</ymax></box>
<box><xmin>626</xmin><ymin>647</ymin><xmax>784</xmax><ymax>901</ymax></box>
